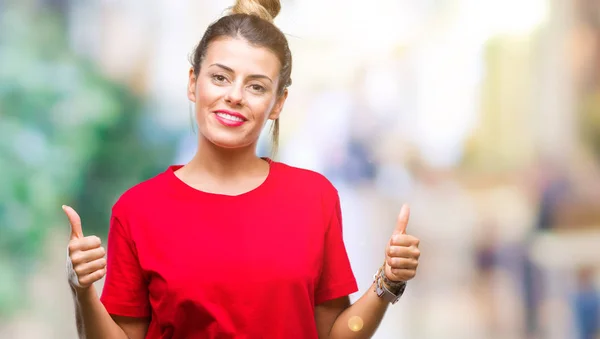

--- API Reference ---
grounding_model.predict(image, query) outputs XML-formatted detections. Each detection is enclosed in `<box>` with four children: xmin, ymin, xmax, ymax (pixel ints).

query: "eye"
<box><xmin>249</xmin><ymin>84</ymin><xmax>266</xmax><ymax>93</ymax></box>
<box><xmin>211</xmin><ymin>74</ymin><xmax>228</xmax><ymax>83</ymax></box>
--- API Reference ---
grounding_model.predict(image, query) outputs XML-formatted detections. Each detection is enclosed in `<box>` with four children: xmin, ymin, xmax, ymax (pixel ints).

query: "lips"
<box><xmin>213</xmin><ymin>110</ymin><xmax>247</xmax><ymax>127</ymax></box>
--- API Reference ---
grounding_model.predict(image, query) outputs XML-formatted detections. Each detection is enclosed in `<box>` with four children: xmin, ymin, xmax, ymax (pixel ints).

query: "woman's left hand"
<box><xmin>384</xmin><ymin>205</ymin><xmax>420</xmax><ymax>282</ymax></box>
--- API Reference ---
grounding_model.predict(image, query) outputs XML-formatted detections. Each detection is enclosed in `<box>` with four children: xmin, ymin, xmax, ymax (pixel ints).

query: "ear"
<box><xmin>268</xmin><ymin>89</ymin><xmax>288</xmax><ymax>120</ymax></box>
<box><xmin>188</xmin><ymin>67</ymin><xmax>197</xmax><ymax>103</ymax></box>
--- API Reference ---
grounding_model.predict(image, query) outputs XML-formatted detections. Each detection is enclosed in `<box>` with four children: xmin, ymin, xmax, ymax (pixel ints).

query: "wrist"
<box><xmin>381</xmin><ymin>269</ymin><xmax>406</xmax><ymax>290</ymax></box>
<box><xmin>373</xmin><ymin>264</ymin><xmax>407</xmax><ymax>305</ymax></box>
<box><xmin>381</xmin><ymin>279</ymin><xmax>401</xmax><ymax>294</ymax></box>
<box><xmin>72</xmin><ymin>284</ymin><xmax>97</xmax><ymax>304</ymax></box>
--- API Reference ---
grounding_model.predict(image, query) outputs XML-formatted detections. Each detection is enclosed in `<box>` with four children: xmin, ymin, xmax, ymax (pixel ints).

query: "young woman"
<box><xmin>64</xmin><ymin>0</ymin><xmax>421</xmax><ymax>338</ymax></box>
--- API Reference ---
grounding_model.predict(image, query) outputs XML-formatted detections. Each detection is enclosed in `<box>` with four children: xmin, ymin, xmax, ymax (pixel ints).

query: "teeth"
<box><xmin>217</xmin><ymin>113</ymin><xmax>243</xmax><ymax>122</ymax></box>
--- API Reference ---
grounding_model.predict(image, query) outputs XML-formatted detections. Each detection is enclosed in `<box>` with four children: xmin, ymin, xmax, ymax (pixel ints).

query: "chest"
<box><xmin>134</xmin><ymin>199</ymin><xmax>327</xmax><ymax>294</ymax></box>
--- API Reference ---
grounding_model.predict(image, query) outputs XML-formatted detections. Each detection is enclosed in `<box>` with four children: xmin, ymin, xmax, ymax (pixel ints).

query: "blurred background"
<box><xmin>1</xmin><ymin>0</ymin><xmax>599</xmax><ymax>338</ymax></box>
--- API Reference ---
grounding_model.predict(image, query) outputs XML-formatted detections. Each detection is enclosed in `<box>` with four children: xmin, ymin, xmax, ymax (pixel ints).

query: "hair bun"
<box><xmin>230</xmin><ymin>0</ymin><xmax>281</xmax><ymax>23</ymax></box>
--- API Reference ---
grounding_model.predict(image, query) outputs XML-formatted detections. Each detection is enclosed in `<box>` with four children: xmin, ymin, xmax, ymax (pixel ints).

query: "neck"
<box><xmin>186</xmin><ymin>136</ymin><xmax>264</xmax><ymax>179</ymax></box>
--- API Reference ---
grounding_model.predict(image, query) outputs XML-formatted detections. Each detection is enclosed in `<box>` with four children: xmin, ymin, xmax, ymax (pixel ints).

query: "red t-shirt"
<box><xmin>100</xmin><ymin>160</ymin><xmax>358</xmax><ymax>338</ymax></box>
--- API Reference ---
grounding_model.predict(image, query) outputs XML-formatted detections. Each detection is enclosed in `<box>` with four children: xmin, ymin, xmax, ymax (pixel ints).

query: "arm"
<box><xmin>316</xmin><ymin>205</ymin><xmax>419</xmax><ymax>339</ymax></box>
<box><xmin>71</xmin><ymin>285</ymin><xmax>148</xmax><ymax>339</ymax></box>
<box><xmin>64</xmin><ymin>205</ymin><xmax>150</xmax><ymax>339</ymax></box>
<box><xmin>315</xmin><ymin>283</ymin><xmax>390</xmax><ymax>339</ymax></box>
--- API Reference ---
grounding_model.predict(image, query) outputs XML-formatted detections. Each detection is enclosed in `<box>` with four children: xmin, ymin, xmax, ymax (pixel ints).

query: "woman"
<box><xmin>64</xmin><ymin>0</ymin><xmax>421</xmax><ymax>338</ymax></box>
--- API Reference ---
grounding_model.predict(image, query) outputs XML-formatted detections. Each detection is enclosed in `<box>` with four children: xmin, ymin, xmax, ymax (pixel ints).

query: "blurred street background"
<box><xmin>1</xmin><ymin>0</ymin><xmax>599</xmax><ymax>338</ymax></box>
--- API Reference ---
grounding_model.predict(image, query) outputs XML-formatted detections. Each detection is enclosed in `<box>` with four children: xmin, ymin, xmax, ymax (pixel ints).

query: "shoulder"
<box><xmin>272</xmin><ymin>161</ymin><xmax>338</xmax><ymax>201</ymax></box>
<box><xmin>274</xmin><ymin>161</ymin><xmax>335</xmax><ymax>188</ymax></box>
<box><xmin>111</xmin><ymin>167</ymin><xmax>174</xmax><ymax>218</ymax></box>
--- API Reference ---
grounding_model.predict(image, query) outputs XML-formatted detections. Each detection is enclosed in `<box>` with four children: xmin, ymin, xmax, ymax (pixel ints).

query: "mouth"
<box><xmin>214</xmin><ymin>110</ymin><xmax>247</xmax><ymax>121</ymax></box>
<box><xmin>213</xmin><ymin>110</ymin><xmax>247</xmax><ymax>127</ymax></box>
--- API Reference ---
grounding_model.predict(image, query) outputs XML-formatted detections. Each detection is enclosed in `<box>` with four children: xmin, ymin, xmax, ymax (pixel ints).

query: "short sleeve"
<box><xmin>314</xmin><ymin>189</ymin><xmax>359</xmax><ymax>305</ymax></box>
<box><xmin>99</xmin><ymin>214</ymin><xmax>150</xmax><ymax>317</ymax></box>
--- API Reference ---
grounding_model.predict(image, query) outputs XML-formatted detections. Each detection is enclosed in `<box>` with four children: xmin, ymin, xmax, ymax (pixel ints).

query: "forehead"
<box><xmin>203</xmin><ymin>37</ymin><xmax>281</xmax><ymax>77</ymax></box>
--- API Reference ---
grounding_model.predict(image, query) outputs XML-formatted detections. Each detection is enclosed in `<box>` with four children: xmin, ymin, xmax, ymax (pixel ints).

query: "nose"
<box><xmin>225</xmin><ymin>84</ymin><xmax>244</xmax><ymax>106</ymax></box>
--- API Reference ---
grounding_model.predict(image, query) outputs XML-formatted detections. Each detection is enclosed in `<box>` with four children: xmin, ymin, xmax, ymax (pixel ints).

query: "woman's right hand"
<box><xmin>63</xmin><ymin>205</ymin><xmax>107</xmax><ymax>290</ymax></box>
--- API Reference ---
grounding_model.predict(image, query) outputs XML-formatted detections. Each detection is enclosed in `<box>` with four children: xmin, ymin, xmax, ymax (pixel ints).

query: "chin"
<box><xmin>206</xmin><ymin>133</ymin><xmax>254</xmax><ymax>150</ymax></box>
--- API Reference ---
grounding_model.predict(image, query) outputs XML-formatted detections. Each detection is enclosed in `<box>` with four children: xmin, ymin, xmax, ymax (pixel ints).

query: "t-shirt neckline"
<box><xmin>165</xmin><ymin>157</ymin><xmax>276</xmax><ymax>199</ymax></box>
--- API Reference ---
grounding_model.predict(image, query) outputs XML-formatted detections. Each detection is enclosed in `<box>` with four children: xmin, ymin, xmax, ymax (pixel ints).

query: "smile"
<box><xmin>216</xmin><ymin>112</ymin><xmax>244</xmax><ymax>122</ymax></box>
<box><xmin>213</xmin><ymin>110</ymin><xmax>247</xmax><ymax>127</ymax></box>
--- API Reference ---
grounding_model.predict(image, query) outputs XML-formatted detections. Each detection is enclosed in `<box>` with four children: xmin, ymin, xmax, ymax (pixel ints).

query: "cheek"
<box><xmin>195</xmin><ymin>81</ymin><xmax>221</xmax><ymax>109</ymax></box>
<box><xmin>248</xmin><ymin>97</ymin><xmax>275</xmax><ymax>119</ymax></box>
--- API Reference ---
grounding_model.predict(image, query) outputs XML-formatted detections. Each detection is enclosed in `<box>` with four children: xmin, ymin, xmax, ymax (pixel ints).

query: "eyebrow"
<box><xmin>209</xmin><ymin>63</ymin><xmax>273</xmax><ymax>83</ymax></box>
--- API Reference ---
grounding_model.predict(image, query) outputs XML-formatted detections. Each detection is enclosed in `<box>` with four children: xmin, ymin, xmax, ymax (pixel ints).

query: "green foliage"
<box><xmin>0</xmin><ymin>5</ymin><xmax>177</xmax><ymax>317</ymax></box>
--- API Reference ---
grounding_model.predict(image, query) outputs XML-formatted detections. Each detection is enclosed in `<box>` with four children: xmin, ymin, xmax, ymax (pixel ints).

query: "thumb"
<box><xmin>393</xmin><ymin>204</ymin><xmax>410</xmax><ymax>235</ymax></box>
<box><xmin>62</xmin><ymin>205</ymin><xmax>83</xmax><ymax>239</ymax></box>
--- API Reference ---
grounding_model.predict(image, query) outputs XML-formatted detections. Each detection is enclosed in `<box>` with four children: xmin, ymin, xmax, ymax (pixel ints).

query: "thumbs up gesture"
<box><xmin>63</xmin><ymin>205</ymin><xmax>107</xmax><ymax>290</ymax></box>
<box><xmin>384</xmin><ymin>205</ymin><xmax>420</xmax><ymax>282</ymax></box>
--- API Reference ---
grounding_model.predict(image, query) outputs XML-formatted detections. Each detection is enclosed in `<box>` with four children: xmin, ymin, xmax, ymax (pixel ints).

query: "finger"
<box><xmin>387</xmin><ymin>245</ymin><xmax>420</xmax><ymax>259</ymax></box>
<box><xmin>390</xmin><ymin>268</ymin><xmax>416</xmax><ymax>281</ymax></box>
<box><xmin>74</xmin><ymin>257</ymin><xmax>107</xmax><ymax>276</ymax></box>
<box><xmin>393</xmin><ymin>204</ymin><xmax>410</xmax><ymax>235</ymax></box>
<box><xmin>389</xmin><ymin>234</ymin><xmax>419</xmax><ymax>247</ymax></box>
<box><xmin>386</xmin><ymin>257</ymin><xmax>419</xmax><ymax>270</ymax></box>
<box><xmin>68</xmin><ymin>236</ymin><xmax>103</xmax><ymax>254</ymax></box>
<box><xmin>77</xmin><ymin>268</ymin><xmax>106</xmax><ymax>287</ymax></box>
<box><xmin>70</xmin><ymin>246</ymin><xmax>106</xmax><ymax>265</ymax></box>
<box><xmin>63</xmin><ymin>205</ymin><xmax>83</xmax><ymax>240</ymax></box>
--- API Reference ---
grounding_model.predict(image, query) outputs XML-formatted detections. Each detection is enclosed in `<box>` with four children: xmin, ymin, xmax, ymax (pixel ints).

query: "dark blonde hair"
<box><xmin>190</xmin><ymin>0</ymin><xmax>292</xmax><ymax>154</ymax></box>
